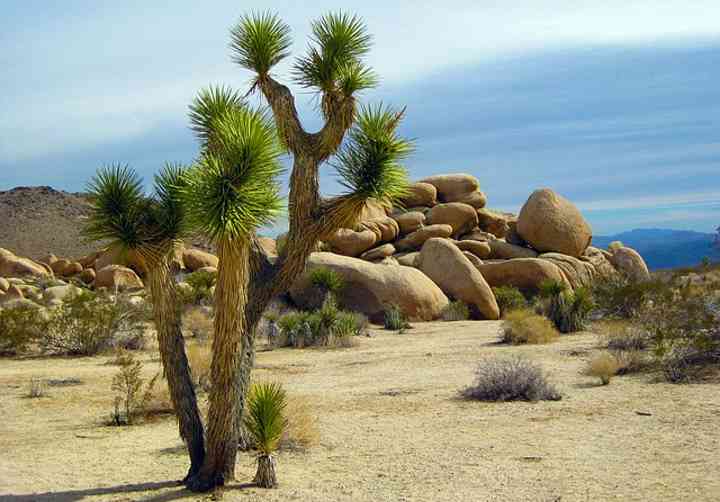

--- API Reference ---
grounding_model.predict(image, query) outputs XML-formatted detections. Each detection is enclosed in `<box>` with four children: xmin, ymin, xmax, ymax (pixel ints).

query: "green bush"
<box><xmin>180</xmin><ymin>269</ymin><xmax>217</xmax><ymax>305</ymax></box>
<box><xmin>492</xmin><ymin>286</ymin><xmax>527</xmax><ymax>317</ymax></box>
<box><xmin>441</xmin><ymin>301</ymin><xmax>470</xmax><ymax>321</ymax></box>
<box><xmin>0</xmin><ymin>305</ymin><xmax>46</xmax><ymax>355</ymax></box>
<box><xmin>41</xmin><ymin>291</ymin><xmax>147</xmax><ymax>356</ymax></box>
<box><xmin>309</xmin><ymin>267</ymin><xmax>344</xmax><ymax>294</ymax></box>
<box><xmin>275</xmin><ymin>299</ymin><xmax>366</xmax><ymax>348</ymax></box>
<box><xmin>109</xmin><ymin>354</ymin><xmax>160</xmax><ymax>426</ymax></box>
<box><xmin>539</xmin><ymin>281</ymin><xmax>593</xmax><ymax>333</ymax></box>
<box><xmin>383</xmin><ymin>304</ymin><xmax>408</xmax><ymax>331</ymax></box>
<box><xmin>591</xmin><ymin>275</ymin><xmax>664</xmax><ymax>318</ymax></box>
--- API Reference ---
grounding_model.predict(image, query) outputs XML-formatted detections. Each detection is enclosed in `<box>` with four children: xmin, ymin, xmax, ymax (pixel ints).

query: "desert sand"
<box><xmin>1</xmin><ymin>321</ymin><xmax>718</xmax><ymax>501</ymax></box>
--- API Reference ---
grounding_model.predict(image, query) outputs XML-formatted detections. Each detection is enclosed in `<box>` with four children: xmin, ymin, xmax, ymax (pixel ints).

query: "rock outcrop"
<box><xmin>609</xmin><ymin>246</ymin><xmax>650</xmax><ymax>281</ymax></box>
<box><xmin>0</xmin><ymin>248</ymin><xmax>52</xmax><ymax>278</ymax></box>
<box><xmin>95</xmin><ymin>265</ymin><xmax>144</xmax><ymax>291</ymax></box>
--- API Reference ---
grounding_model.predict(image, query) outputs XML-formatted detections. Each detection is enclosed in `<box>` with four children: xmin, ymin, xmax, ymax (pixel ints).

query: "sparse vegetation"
<box><xmin>187</xmin><ymin>344</ymin><xmax>212</xmax><ymax>392</ymax></box>
<box><xmin>583</xmin><ymin>353</ymin><xmax>620</xmax><ymax>385</ymax></box>
<box><xmin>492</xmin><ymin>286</ymin><xmax>527</xmax><ymax>317</ymax></box>
<box><xmin>501</xmin><ymin>309</ymin><xmax>559</xmax><ymax>345</ymax></box>
<box><xmin>0</xmin><ymin>305</ymin><xmax>45</xmax><ymax>355</ymax></box>
<box><xmin>383</xmin><ymin>304</ymin><xmax>409</xmax><ymax>331</ymax></box>
<box><xmin>109</xmin><ymin>354</ymin><xmax>160</xmax><ymax>426</ymax></box>
<box><xmin>180</xmin><ymin>270</ymin><xmax>217</xmax><ymax>305</ymax></box>
<box><xmin>26</xmin><ymin>377</ymin><xmax>47</xmax><ymax>398</ymax></box>
<box><xmin>462</xmin><ymin>357</ymin><xmax>561</xmax><ymax>402</ymax></box>
<box><xmin>539</xmin><ymin>281</ymin><xmax>593</xmax><ymax>333</ymax></box>
<box><xmin>441</xmin><ymin>300</ymin><xmax>470</xmax><ymax>321</ymax></box>
<box><xmin>274</xmin><ymin>298</ymin><xmax>366</xmax><ymax>348</ymax></box>
<box><xmin>310</xmin><ymin>267</ymin><xmax>345</xmax><ymax>295</ymax></box>
<box><xmin>244</xmin><ymin>382</ymin><xmax>288</xmax><ymax>488</ymax></box>
<box><xmin>183</xmin><ymin>307</ymin><xmax>213</xmax><ymax>340</ymax></box>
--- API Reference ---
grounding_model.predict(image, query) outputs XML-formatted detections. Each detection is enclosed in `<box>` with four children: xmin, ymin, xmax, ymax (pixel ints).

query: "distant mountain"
<box><xmin>593</xmin><ymin>228</ymin><xmax>720</xmax><ymax>270</ymax></box>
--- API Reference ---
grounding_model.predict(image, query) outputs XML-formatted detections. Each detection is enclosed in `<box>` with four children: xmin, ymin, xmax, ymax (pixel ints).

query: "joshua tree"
<box><xmin>84</xmin><ymin>164</ymin><xmax>205</xmax><ymax>480</ymax></box>
<box><xmin>244</xmin><ymin>382</ymin><xmax>288</xmax><ymax>488</ymax></box>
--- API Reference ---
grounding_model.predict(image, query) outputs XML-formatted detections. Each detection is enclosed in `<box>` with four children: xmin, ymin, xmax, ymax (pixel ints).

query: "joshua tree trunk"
<box><xmin>254</xmin><ymin>454</ymin><xmax>278</xmax><ymax>488</ymax></box>
<box><xmin>187</xmin><ymin>238</ymin><xmax>250</xmax><ymax>491</ymax></box>
<box><xmin>145</xmin><ymin>257</ymin><xmax>205</xmax><ymax>481</ymax></box>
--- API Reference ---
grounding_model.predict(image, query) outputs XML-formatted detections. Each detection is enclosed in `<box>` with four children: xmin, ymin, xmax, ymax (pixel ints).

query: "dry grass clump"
<box><xmin>280</xmin><ymin>395</ymin><xmax>320</xmax><ymax>451</ymax></box>
<box><xmin>462</xmin><ymin>357</ymin><xmax>561</xmax><ymax>402</ymax></box>
<box><xmin>26</xmin><ymin>377</ymin><xmax>47</xmax><ymax>398</ymax></box>
<box><xmin>187</xmin><ymin>343</ymin><xmax>211</xmax><ymax>392</ymax></box>
<box><xmin>583</xmin><ymin>353</ymin><xmax>620</xmax><ymax>385</ymax></box>
<box><xmin>183</xmin><ymin>307</ymin><xmax>213</xmax><ymax>340</ymax></box>
<box><xmin>501</xmin><ymin>309</ymin><xmax>559</xmax><ymax>345</ymax></box>
<box><xmin>441</xmin><ymin>300</ymin><xmax>470</xmax><ymax>321</ymax></box>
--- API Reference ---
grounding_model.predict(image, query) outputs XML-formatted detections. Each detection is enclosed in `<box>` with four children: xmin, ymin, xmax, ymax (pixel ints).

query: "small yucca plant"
<box><xmin>244</xmin><ymin>382</ymin><xmax>288</xmax><ymax>488</ymax></box>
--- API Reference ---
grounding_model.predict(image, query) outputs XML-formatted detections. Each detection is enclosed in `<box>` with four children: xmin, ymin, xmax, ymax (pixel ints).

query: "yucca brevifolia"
<box><xmin>84</xmin><ymin>164</ymin><xmax>205</xmax><ymax>479</ymax></box>
<box><xmin>181</xmin><ymin>99</ymin><xmax>284</xmax><ymax>490</ymax></box>
<box><xmin>244</xmin><ymin>382</ymin><xmax>287</xmax><ymax>488</ymax></box>
<box><xmin>227</xmin><ymin>10</ymin><xmax>411</xmax><ymax>450</ymax></box>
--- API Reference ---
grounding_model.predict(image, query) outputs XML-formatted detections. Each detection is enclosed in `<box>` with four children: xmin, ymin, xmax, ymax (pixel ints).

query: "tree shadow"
<box><xmin>1</xmin><ymin>480</ymin><xmax>258</xmax><ymax>502</ymax></box>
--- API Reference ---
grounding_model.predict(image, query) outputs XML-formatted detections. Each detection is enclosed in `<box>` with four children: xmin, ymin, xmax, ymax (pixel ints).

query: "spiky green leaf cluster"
<box><xmin>84</xmin><ymin>163</ymin><xmax>189</xmax><ymax>257</ymax></box>
<box><xmin>182</xmin><ymin>97</ymin><xmax>284</xmax><ymax>242</ymax></box>
<box><xmin>244</xmin><ymin>382</ymin><xmax>288</xmax><ymax>455</ymax></box>
<box><xmin>293</xmin><ymin>12</ymin><xmax>376</xmax><ymax>96</ymax></box>
<box><xmin>188</xmin><ymin>85</ymin><xmax>245</xmax><ymax>149</ymax></box>
<box><xmin>334</xmin><ymin>104</ymin><xmax>412</xmax><ymax>204</ymax></box>
<box><xmin>230</xmin><ymin>12</ymin><xmax>292</xmax><ymax>76</ymax></box>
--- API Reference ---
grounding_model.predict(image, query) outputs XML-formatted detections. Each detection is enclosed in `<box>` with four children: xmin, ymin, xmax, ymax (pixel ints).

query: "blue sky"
<box><xmin>1</xmin><ymin>1</ymin><xmax>719</xmax><ymax>235</ymax></box>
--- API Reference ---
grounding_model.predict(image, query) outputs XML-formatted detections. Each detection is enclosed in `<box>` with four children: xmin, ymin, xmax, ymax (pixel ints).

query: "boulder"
<box><xmin>488</xmin><ymin>240</ymin><xmax>538</xmax><ymax>260</ymax></box>
<box><xmin>290</xmin><ymin>252</ymin><xmax>449</xmax><ymax>322</ymax></box>
<box><xmin>50</xmin><ymin>259</ymin><xmax>83</xmax><ymax>277</ymax></box>
<box><xmin>17</xmin><ymin>285</ymin><xmax>42</xmax><ymax>301</ymax></box>
<box><xmin>40</xmin><ymin>253</ymin><xmax>58</xmax><ymax>266</ymax></box>
<box><xmin>505</xmin><ymin>221</ymin><xmax>526</xmax><ymax>246</ymax></box>
<box><xmin>517</xmin><ymin>189</ymin><xmax>592</xmax><ymax>257</ymax></box>
<box><xmin>609</xmin><ymin>247</ymin><xmax>650</xmax><ymax>281</ymax></box>
<box><xmin>0</xmin><ymin>284</ymin><xmax>24</xmax><ymax>303</ymax></box>
<box><xmin>454</xmin><ymin>240</ymin><xmax>492</xmax><ymax>259</ymax></box>
<box><xmin>417</xmin><ymin>238</ymin><xmax>499</xmax><ymax>320</ymax></box>
<box><xmin>360</xmin><ymin>244</ymin><xmax>396</xmax><ymax>261</ymax></box>
<box><xmin>76</xmin><ymin>250</ymin><xmax>103</xmax><ymax>269</ymax></box>
<box><xmin>463</xmin><ymin>251</ymin><xmax>484</xmax><ymax>270</ymax></box>
<box><xmin>581</xmin><ymin>247</ymin><xmax>617</xmax><ymax>280</ymax></box>
<box><xmin>361</xmin><ymin>216</ymin><xmax>400</xmax><ymax>243</ymax></box>
<box><xmin>182</xmin><ymin>248</ymin><xmax>219</xmax><ymax>272</ymax></box>
<box><xmin>44</xmin><ymin>285</ymin><xmax>82</xmax><ymax>303</ymax></box>
<box><xmin>257</xmin><ymin>237</ymin><xmax>278</xmax><ymax>257</ymax></box>
<box><xmin>395</xmin><ymin>224</ymin><xmax>453</xmax><ymax>251</ymax></box>
<box><xmin>474</xmin><ymin>258</ymin><xmax>570</xmax><ymax>292</ymax></box>
<box><xmin>0</xmin><ymin>277</ymin><xmax>8</xmax><ymax>292</ymax></box>
<box><xmin>328</xmin><ymin>228</ymin><xmax>378</xmax><ymax>257</ymax></box>
<box><xmin>96</xmin><ymin>247</ymin><xmax>148</xmax><ymax>276</ymax></box>
<box><xmin>454</xmin><ymin>190</ymin><xmax>487</xmax><ymax>209</ymax></box>
<box><xmin>400</xmin><ymin>182</ymin><xmax>437</xmax><ymax>208</ymax></box>
<box><xmin>194</xmin><ymin>266</ymin><xmax>218</xmax><ymax>276</ymax></box>
<box><xmin>420</xmin><ymin>174</ymin><xmax>479</xmax><ymax>202</ymax></box>
<box><xmin>392</xmin><ymin>211</ymin><xmax>426</xmax><ymax>235</ymax></box>
<box><xmin>0</xmin><ymin>248</ymin><xmax>51</xmax><ymax>278</ymax></box>
<box><xmin>359</xmin><ymin>199</ymin><xmax>389</xmax><ymax>221</ymax></box>
<box><xmin>459</xmin><ymin>229</ymin><xmax>495</xmax><ymax>242</ymax></box>
<box><xmin>539</xmin><ymin>253</ymin><xmax>597</xmax><ymax>289</ymax></box>
<box><xmin>79</xmin><ymin>268</ymin><xmax>96</xmax><ymax>285</ymax></box>
<box><xmin>394</xmin><ymin>252</ymin><xmax>420</xmax><ymax>267</ymax></box>
<box><xmin>476</xmin><ymin>209</ymin><xmax>516</xmax><ymax>239</ymax></box>
<box><xmin>94</xmin><ymin>265</ymin><xmax>144</xmax><ymax>291</ymax></box>
<box><xmin>426</xmin><ymin>203</ymin><xmax>479</xmax><ymax>237</ymax></box>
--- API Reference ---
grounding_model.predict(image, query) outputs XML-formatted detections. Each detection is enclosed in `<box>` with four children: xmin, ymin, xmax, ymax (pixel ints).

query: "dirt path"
<box><xmin>1</xmin><ymin>321</ymin><xmax>718</xmax><ymax>501</ymax></box>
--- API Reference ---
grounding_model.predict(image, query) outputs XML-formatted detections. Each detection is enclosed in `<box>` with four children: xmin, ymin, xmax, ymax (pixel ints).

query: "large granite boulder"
<box><xmin>426</xmin><ymin>203</ymin><xmax>479</xmax><ymax>237</ymax></box>
<box><xmin>327</xmin><ymin>228</ymin><xmax>378</xmax><ymax>257</ymax></box>
<box><xmin>360</xmin><ymin>243</ymin><xmax>396</xmax><ymax>261</ymax></box>
<box><xmin>539</xmin><ymin>253</ymin><xmax>597</xmax><ymax>289</ymax></box>
<box><xmin>94</xmin><ymin>265</ymin><xmax>144</xmax><ymax>291</ymax></box>
<box><xmin>473</xmin><ymin>258</ymin><xmax>570</xmax><ymax>292</ymax></box>
<box><xmin>609</xmin><ymin>246</ymin><xmax>650</xmax><ymax>281</ymax></box>
<box><xmin>182</xmin><ymin>248</ymin><xmax>220</xmax><ymax>272</ymax></box>
<box><xmin>360</xmin><ymin>216</ymin><xmax>400</xmax><ymax>243</ymax></box>
<box><xmin>395</xmin><ymin>224</ymin><xmax>453</xmax><ymax>251</ymax></box>
<box><xmin>417</xmin><ymin>238</ymin><xmax>500</xmax><ymax>320</ymax></box>
<box><xmin>517</xmin><ymin>189</ymin><xmax>592</xmax><ymax>257</ymax></box>
<box><xmin>290</xmin><ymin>252</ymin><xmax>449</xmax><ymax>322</ymax></box>
<box><xmin>400</xmin><ymin>182</ymin><xmax>437</xmax><ymax>208</ymax></box>
<box><xmin>419</xmin><ymin>173</ymin><xmax>487</xmax><ymax>208</ymax></box>
<box><xmin>0</xmin><ymin>248</ymin><xmax>51</xmax><ymax>278</ymax></box>
<box><xmin>392</xmin><ymin>211</ymin><xmax>426</xmax><ymax>235</ymax></box>
<box><xmin>476</xmin><ymin>209</ymin><xmax>516</xmax><ymax>239</ymax></box>
<box><xmin>454</xmin><ymin>240</ymin><xmax>492</xmax><ymax>259</ymax></box>
<box><xmin>487</xmin><ymin>240</ymin><xmax>538</xmax><ymax>260</ymax></box>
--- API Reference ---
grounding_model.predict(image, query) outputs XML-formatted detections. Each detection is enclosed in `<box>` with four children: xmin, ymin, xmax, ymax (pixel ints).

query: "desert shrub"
<box><xmin>501</xmin><ymin>309</ymin><xmax>559</xmax><ymax>345</ymax></box>
<box><xmin>583</xmin><ymin>353</ymin><xmax>620</xmax><ymax>385</ymax></box>
<box><xmin>109</xmin><ymin>355</ymin><xmax>159</xmax><ymax>425</ymax></box>
<box><xmin>280</xmin><ymin>395</ymin><xmax>320</xmax><ymax>451</ymax></box>
<box><xmin>180</xmin><ymin>270</ymin><xmax>216</xmax><ymax>305</ymax></box>
<box><xmin>184</xmin><ymin>307</ymin><xmax>213</xmax><ymax>340</ymax></box>
<box><xmin>26</xmin><ymin>377</ymin><xmax>47</xmax><ymax>398</ymax></box>
<box><xmin>0</xmin><ymin>305</ymin><xmax>46</xmax><ymax>355</ymax></box>
<box><xmin>383</xmin><ymin>304</ymin><xmax>408</xmax><ymax>331</ymax></box>
<box><xmin>41</xmin><ymin>291</ymin><xmax>147</xmax><ymax>356</ymax></box>
<box><xmin>591</xmin><ymin>275</ymin><xmax>664</xmax><ymax>319</ymax></box>
<box><xmin>309</xmin><ymin>267</ymin><xmax>344</xmax><ymax>295</ymax></box>
<box><xmin>492</xmin><ymin>286</ymin><xmax>527</xmax><ymax>317</ymax></box>
<box><xmin>539</xmin><ymin>281</ymin><xmax>593</xmax><ymax>333</ymax></box>
<box><xmin>441</xmin><ymin>300</ymin><xmax>470</xmax><ymax>321</ymax></box>
<box><xmin>275</xmin><ymin>299</ymin><xmax>365</xmax><ymax>348</ymax></box>
<box><xmin>244</xmin><ymin>382</ymin><xmax>287</xmax><ymax>488</ymax></box>
<box><xmin>462</xmin><ymin>357</ymin><xmax>561</xmax><ymax>402</ymax></box>
<box><xmin>187</xmin><ymin>343</ymin><xmax>211</xmax><ymax>392</ymax></box>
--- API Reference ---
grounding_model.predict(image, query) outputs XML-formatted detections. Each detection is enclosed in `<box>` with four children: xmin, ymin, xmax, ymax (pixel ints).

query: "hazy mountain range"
<box><xmin>594</xmin><ymin>228</ymin><xmax>719</xmax><ymax>270</ymax></box>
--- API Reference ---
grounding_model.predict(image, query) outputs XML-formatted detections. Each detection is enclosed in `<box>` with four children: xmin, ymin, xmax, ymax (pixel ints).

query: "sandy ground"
<box><xmin>1</xmin><ymin>321</ymin><xmax>718</xmax><ymax>502</ymax></box>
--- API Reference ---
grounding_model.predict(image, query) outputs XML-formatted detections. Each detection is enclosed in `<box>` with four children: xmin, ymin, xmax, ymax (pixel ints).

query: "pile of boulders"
<box><xmin>290</xmin><ymin>173</ymin><xmax>650</xmax><ymax>321</ymax></box>
<box><xmin>1</xmin><ymin>173</ymin><xmax>651</xmax><ymax>323</ymax></box>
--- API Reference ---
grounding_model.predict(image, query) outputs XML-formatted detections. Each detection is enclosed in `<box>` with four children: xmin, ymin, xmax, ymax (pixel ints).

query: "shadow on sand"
<box><xmin>1</xmin><ymin>480</ymin><xmax>256</xmax><ymax>502</ymax></box>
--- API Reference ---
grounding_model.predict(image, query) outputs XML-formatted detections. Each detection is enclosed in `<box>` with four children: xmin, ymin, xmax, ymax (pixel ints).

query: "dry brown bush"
<box><xmin>183</xmin><ymin>307</ymin><xmax>213</xmax><ymax>340</ymax></box>
<box><xmin>501</xmin><ymin>309</ymin><xmax>559</xmax><ymax>345</ymax></box>
<box><xmin>187</xmin><ymin>343</ymin><xmax>211</xmax><ymax>392</ymax></box>
<box><xmin>583</xmin><ymin>353</ymin><xmax>620</xmax><ymax>385</ymax></box>
<box><xmin>280</xmin><ymin>395</ymin><xmax>320</xmax><ymax>451</ymax></box>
